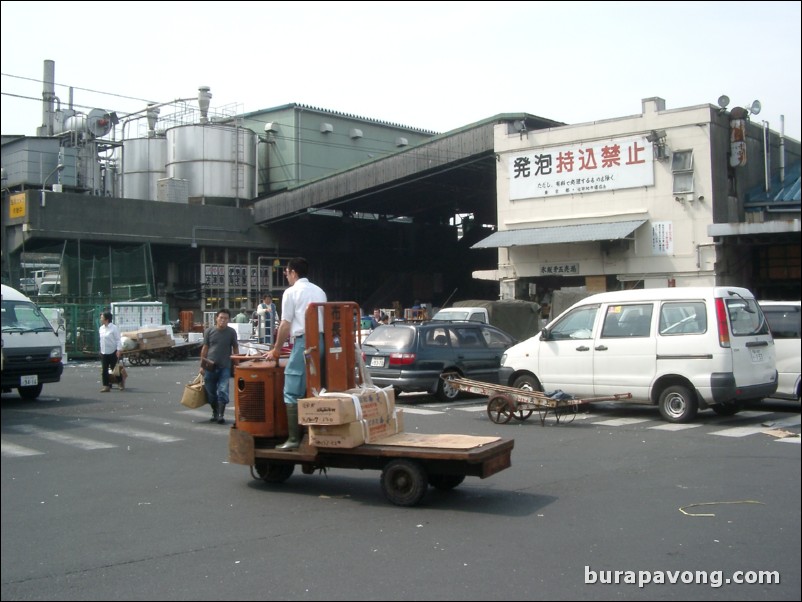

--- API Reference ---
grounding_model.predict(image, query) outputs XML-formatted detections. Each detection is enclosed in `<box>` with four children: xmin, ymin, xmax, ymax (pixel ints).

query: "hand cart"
<box><xmin>441</xmin><ymin>373</ymin><xmax>632</xmax><ymax>425</ymax></box>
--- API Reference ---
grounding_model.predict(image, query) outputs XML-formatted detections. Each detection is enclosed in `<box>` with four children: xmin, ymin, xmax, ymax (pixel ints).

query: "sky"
<box><xmin>1</xmin><ymin>1</ymin><xmax>800</xmax><ymax>141</ymax></box>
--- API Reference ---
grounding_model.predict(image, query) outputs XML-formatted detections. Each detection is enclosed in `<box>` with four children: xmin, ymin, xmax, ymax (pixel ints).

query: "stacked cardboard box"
<box><xmin>121</xmin><ymin>327</ymin><xmax>176</xmax><ymax>350</ymax></box>
<box><xmin>299</xmin><ymin>386</ymin><xmax>404</xmax><ymax>448</ymax></box>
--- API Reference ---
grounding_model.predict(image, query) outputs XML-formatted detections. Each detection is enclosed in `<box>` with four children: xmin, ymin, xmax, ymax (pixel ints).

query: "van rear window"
<box><xmin>726</xmin><ymin>299</ymin><xmax>770</xmax><ymax>336</ymax></box>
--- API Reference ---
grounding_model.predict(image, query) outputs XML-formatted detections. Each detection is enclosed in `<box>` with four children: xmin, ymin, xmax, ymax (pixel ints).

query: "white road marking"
<box><xmin>1</xmin><ymin>440</ymin><xmax>46</xmax><ymax>457</ymax></box>
<box><xmin>9</xmin><ymin>424</ymin><xmax>116</xmax><ymax>449</ymax></box>
<box><xmin>70</xmin><ymin>419</ymin><xmax>183</xmax><ymax>443</ymax></box>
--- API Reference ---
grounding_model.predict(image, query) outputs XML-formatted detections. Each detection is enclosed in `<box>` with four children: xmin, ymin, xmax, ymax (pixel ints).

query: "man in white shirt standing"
<box><xmin>98</xmin><ymin>311</ymin><xmax>123</xmax><ymax>392</ymax></box>
<box><xmin>265</xmin><ymin>257</ymin><xmax>327</xmax><ymax>449</ymax></box>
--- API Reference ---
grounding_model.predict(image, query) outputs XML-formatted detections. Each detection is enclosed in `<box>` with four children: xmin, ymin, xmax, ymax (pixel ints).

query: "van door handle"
<box><xmin>576</xmin><ymin>345</ymin><xmax>590</xmax><ymax>351</ymax></box>
<box><xmin>594</xmin><ymin>345</ymin><xmax>608</xmax><ymax>351</ymax></box>
<box><xmin>746</xmin><ymin>341</ymin><xmax>768</xmax><ymax>347</ymax></box>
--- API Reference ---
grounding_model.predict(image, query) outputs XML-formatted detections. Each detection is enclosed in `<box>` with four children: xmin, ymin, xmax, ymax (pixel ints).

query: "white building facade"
<box><xmin>476</xmin><ymin>97</ymin><xmax>800</xmax><ymax>304</ymax></box>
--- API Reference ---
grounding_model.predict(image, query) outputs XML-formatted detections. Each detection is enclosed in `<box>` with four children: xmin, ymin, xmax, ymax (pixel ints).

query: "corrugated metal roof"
<box><xmin>745</xmin><ymin>162</ymin><xmax>801</xmax><ymax>207</ymax></box>
<box><xmin>471</xmin><ymin>219</ymin><xmax>647</xmax><ymax>249</ymax></box>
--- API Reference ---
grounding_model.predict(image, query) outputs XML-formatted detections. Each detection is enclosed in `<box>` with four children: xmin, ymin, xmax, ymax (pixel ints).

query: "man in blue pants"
<box><xmin>199</xmin><ymin>309</ymin><xmax>239</xmax><ymax>424</ymax></box>
<box><xmin>265</xmin><ymin>257</ymin><xmax>327</xmax><ymax>449</ymax></box>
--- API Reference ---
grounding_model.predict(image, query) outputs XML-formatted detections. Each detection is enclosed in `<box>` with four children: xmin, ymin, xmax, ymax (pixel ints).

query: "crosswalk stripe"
<box><xmin>71</xmin><ymin>419</ymin><xmax>183</xmax><ymax>443</ymax></box>
<box><xmin>9</xmin><ymin>424</ymin><xmax>116</xmax><ymax>450</ymax></box>
<box><xmin>397</xmin><ymin>407</ymin><xmax>443</xmax><ymax>415</ymax></box>
<box><xmin>456</xmin><ymin>406</ymin><xmax>489</xmax><ymax>413</ymax></box>
<box><xmin>1</xmin><ymin>440</ymin><xmax>45</xmax><ymax>457</ymax></box>
<box><xmin>591</xmin><ymin>417</ymin><xmax>653</xmax><ymax>426</ymax></box>
<box><xmin>776</xmin><ymin>436</ymin><xmax>801</xmax><ymax>445</ymax></box>
<box><xmin>649</xmin><ymin>423</ymin><xmax>703</xmax><ymax>431</ymax></box>
<box><xmin>712</xmin><ymin>415</ymin><xmax>801</xmax><ymax>438</ymax></box>
<box><xmin>132</xmin><ymin>414</ymin><xmax>230</xmax><ymax>436</ymax></box>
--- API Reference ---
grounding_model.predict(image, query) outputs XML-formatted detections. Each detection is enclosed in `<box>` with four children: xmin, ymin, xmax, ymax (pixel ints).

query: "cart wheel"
<box><xmin>428</xmin><ymin>474</ymin><xmax>466</xmax><ymax>490</ymax></box>
<box><xmin>254</xmin><ymin>459</ymin><xmax>295</xmax><ymax>483</ymax></box>
<box><xmin>487</xmin><ymin>395</ymin><xmax>514</xmax><ymax>424</ymax></box>
<box><xmin>511</xmin><ymin>407</ymin><xmax>535</xmax><ymax>421</ymax></box>
<box><xmin>381</xmin><ymin>459</ymin><xmax>428</xmax><ymax>506</ymax></box>
<box><xmin>142</xmin><ymin>354</ymin><xmax>151</xmax><ymax>366</ymax></box>
<box><xmin>128</xmin><ymin>354</ymin><xmax>141</xmax><ymax>366</ymax></box>
<box><xmin>553</xmin><ymin>403</ymin><xmax>578</xmax><ymax>424</ymax></box>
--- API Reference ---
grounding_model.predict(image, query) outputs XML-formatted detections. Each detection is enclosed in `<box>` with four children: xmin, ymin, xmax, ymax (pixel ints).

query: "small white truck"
<box><xmin>432</xmin><ymin>300</ymin><xmax>541</xmax><ymax>341</ymax></box>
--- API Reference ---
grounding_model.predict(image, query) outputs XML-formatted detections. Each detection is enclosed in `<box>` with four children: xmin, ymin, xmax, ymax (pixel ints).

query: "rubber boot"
<box><xmin>276</xmin><ymin>405</ymin><xmax>300</xmax><ymax>450</ymax></box>
<box><xmin>217</xmin><ymin>402</ymin><xmax>226</xmax><ymax>424</ymax></box>
<box><xmin>209</xmin><ymin>401</ymin><xmax>218</xmax><ymax>423</ymax></box>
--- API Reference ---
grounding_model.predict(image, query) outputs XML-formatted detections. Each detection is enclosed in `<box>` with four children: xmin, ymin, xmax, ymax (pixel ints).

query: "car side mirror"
<box><xmin>540</xmin><ymin>328</ymin><xmax>550</xmax><ymax>341</ymax></box>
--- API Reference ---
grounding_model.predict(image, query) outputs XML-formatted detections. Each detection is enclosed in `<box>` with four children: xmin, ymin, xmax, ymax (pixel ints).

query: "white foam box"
<box><xmin>298</xmin><ymin>386</ymin><xmax>395</xmax><ymax>426</ymax></box>
<box><xmin>309</xmin><ymin>410</ymin><xmax>404</xmax><ymax>449</ymax></box>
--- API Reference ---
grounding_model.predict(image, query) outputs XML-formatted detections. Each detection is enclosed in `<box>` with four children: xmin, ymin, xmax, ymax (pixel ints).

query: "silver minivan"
<box><xmin>499</xmin><ymin>287</ymin><xmax>777</xmax><ymax>422</ymax></box>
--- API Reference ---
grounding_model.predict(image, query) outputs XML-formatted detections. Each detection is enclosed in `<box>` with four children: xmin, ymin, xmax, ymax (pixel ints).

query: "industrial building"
<box><xmin>2</xmin><ymin>61</ymin><xmax>800</xmax><ymax>351</ymax></box>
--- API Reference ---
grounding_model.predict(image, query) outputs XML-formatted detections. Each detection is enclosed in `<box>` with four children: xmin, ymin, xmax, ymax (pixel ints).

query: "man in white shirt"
<box><xmin>98</xmin><ymin>311</ymin><xmax>123</xmax><ymax>392</ymax></box>
<box><xmin>265</xmin><ymin>257</ymin><xmax>327</xmax><ymax>449</ymax></box>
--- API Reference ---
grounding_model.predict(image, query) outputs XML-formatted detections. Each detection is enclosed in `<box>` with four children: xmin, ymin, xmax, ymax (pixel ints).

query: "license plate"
<box><xmin>21</xmin><ymin>375</ymin><xmax>38</xmax><ymax>386</ymax></box>
<box><xmin>370</xmin><ymin>357</ymin><xmax>385</xmax><ymax>368</ymax></box>
<box><xmin>750</xmin><ymin>348</ymin><xmax>764</xmax><ymax>362</ymax></box>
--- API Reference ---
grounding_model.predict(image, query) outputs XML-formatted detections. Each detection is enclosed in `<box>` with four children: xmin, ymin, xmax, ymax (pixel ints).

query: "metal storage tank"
<box><xmin>165</xmin><ymin>123</ymin><xmax>256</xmax><ymax>201</ymax></box>
<box><xmin>122</xmin><ymin>136</ymin><xmax>168</xmax><ymax>201</ymax></box>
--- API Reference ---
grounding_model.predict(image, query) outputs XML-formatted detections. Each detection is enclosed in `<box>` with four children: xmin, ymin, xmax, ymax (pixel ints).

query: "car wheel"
<box><xmin>658</xmin><ymin>385</ymin><xmax>698</xmax><ymax>423</ymax></box>
<box><xmin>512</xmin><ymin>374</ymin><xmax>541</xmax><ymax>392</ymax></box>
<box><xmin>436</xmin><ymin>373</ymin><xmax>461</xmax><ymax>401</ymax></box>
<box><xmin>18</xmin><ymin>384</ymin><xmax>43</xmax><ymax>400</ymax></box>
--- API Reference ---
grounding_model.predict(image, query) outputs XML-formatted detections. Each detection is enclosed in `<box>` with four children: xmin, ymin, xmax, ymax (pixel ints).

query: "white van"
<box><xmin>1</xmin><ymin>284</ymin><xmax>64</xmax><ymax>399</ymax></box>
<box><xmin>499</xmin><ymin>287</ymin><xmax>777</xmax><ymax>422</ymax></box>
<box><xmin>758</xmin><ymin>301</ymin><xmax>801</xmax><ymax>402</ymax></box>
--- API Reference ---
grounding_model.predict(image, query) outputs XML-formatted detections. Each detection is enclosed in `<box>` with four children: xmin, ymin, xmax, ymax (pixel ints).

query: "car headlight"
<box><xmin>501</xmin><ymin>353</ymin><xmax>507</xmax><ymax>365</ymax></box>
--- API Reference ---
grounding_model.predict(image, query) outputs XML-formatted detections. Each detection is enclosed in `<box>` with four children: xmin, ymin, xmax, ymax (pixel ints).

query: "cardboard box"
<box><xmin>137</xmin><ymin>335</ymin><xmax>175</xmax><ymax>350</ymax></box>
<box><xmin>309</xmin><ymin>410</ymin><xmax>404</xmax><ymax>448</ymax></box>
<box><xmin>122</xmin><ymin>327</ymin><xmax>170</xmax><ymax>340</ymax></box>
<box><xmin>298</xmin><ymin>386</ymin><xmax>395</xmax><ymax>425</ymax></box>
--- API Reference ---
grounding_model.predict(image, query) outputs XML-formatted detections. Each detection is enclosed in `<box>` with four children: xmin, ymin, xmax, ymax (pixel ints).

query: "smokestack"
<box><xmin>198</xmin><ymin>86</ymin><xmax>212</xmax><ymax>124</ymax></box>
<box><xmin>38</xmin><ymin>59</ymin><xmax>56</xmax><ymax>136</ymax></box>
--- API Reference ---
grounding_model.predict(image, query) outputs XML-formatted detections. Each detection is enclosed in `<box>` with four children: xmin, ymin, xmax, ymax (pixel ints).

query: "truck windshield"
<box><xmin>1</xmin><ymin>300</ymin><xmax>54</xmax><ymax>333</ymax></box>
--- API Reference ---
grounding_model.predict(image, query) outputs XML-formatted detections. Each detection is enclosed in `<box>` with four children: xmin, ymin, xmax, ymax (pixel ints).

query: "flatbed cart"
<box><xmin>228</xmin><ymin>302</ymin><xmax>515</xmax><ymax>507</ymax></box>
<box><xmin>229</xmin><ymin>429</ymin><xmax>514</xmax><ymax>507</ymax></box>
<box><xmin>441</xmin><ymin>373</ymin><xmax>632</xmax><ymax>426</ymax></box>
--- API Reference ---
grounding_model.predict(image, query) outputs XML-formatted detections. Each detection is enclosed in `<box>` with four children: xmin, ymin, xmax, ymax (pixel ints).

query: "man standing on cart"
<box><xmin>265</xmin><ymin>257</ymin><xmax>327</xmax><ymax>449</ymax></box>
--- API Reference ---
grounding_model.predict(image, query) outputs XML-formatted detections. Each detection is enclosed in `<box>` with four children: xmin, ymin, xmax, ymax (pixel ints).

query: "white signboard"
<box><xmin>651</xmin><ymin>221</ymin><xmax>674</xmax><ymax>255</ymax></box>
<box><xmin>510</xmin><ymin>136</ymin><xmax>654</xmax><ymax>200</ymax></box>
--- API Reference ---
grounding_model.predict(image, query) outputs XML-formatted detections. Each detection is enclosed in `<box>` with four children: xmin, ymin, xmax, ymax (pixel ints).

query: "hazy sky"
<box><xmin>2</xmin><ymin>1</ymin><xmax>800</xmax><ymax>140</ymax></box>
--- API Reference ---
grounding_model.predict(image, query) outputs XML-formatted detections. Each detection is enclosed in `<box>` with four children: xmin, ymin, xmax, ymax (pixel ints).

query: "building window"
<box><xmin>672</xmin><ymin>150</ymin><xmax>694</xmax><ymax>194</ymax></box>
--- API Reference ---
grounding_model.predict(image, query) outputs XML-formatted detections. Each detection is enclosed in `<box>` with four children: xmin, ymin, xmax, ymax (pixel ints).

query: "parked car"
<box><xmin>758</xmin><ymin>300</ymin><xmax>801</xmax><ymax>402</ymax></box>
<box><xmin>361</xmin><ymin>321</ymin><xmax>517</xmax><ymax>401</ymax></box>
<box><xmin>500</xmin><ymin>287</ymin><xmax>777</xmax><ymax>423</ymax></box>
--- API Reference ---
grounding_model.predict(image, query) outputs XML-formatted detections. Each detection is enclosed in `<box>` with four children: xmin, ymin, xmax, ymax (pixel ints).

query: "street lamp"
<box><xmin>40</xmin><ymin>163</ymin><xmax>64</xmax><ymax>207</ymax></box>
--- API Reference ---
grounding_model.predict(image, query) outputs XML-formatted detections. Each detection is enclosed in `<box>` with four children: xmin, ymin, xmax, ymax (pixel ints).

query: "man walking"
<box><xmin>199</xmin><ymin>309</ymin><xmax>239</xmax><ymax>424</ymax></box>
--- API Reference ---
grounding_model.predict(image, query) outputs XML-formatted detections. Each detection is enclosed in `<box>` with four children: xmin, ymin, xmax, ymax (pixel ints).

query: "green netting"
<box><xmin>16</xmin><ymin>241</ymin><xmax>157</xmax><ymax>305</ymax></box>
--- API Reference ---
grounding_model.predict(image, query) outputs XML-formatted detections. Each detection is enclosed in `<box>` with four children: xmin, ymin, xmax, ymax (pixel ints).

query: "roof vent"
<box><xmin>349</xmin><ymin>128</ymin><xmax>363</xmax><ymax>139</ymax></box>
<box><xmin>395</xmin><ymin>137</ymin><xmax>409</xmax><ymax>147</ymax></box>
<box><xmin>320</xmin><ymin>123</ymin><xmax>334</xmax><ymax>133</ymax></box>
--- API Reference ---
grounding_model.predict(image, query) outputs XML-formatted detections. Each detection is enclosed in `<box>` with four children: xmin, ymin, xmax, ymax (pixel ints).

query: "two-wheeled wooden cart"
<box><xmin>441</xmin><ymin>373</ymin><xmax>632</xmax><ymax>425</ymax></box>
<box><xmin>122</xmin><ymin>339</ymin><xmax>202</xmax><ymax>365</ymax></box>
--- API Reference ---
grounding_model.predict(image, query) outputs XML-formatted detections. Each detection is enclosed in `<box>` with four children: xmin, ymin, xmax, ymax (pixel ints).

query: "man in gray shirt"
<box><xmin>199</xmin><ymin>309</ymin><xmax>240</xmax><ymax>424</ymax></box>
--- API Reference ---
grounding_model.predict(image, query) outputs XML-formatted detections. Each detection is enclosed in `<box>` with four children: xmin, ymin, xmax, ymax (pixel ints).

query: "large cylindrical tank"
<box><xmin>165</xmin><ymin>124</ymin><xmax>256</xmax><ymax>200</ymax></box>
<box><xmin>122</xmin><ymin>136</ymin><xmax>168</xmax><ymax>200</ymax></box>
